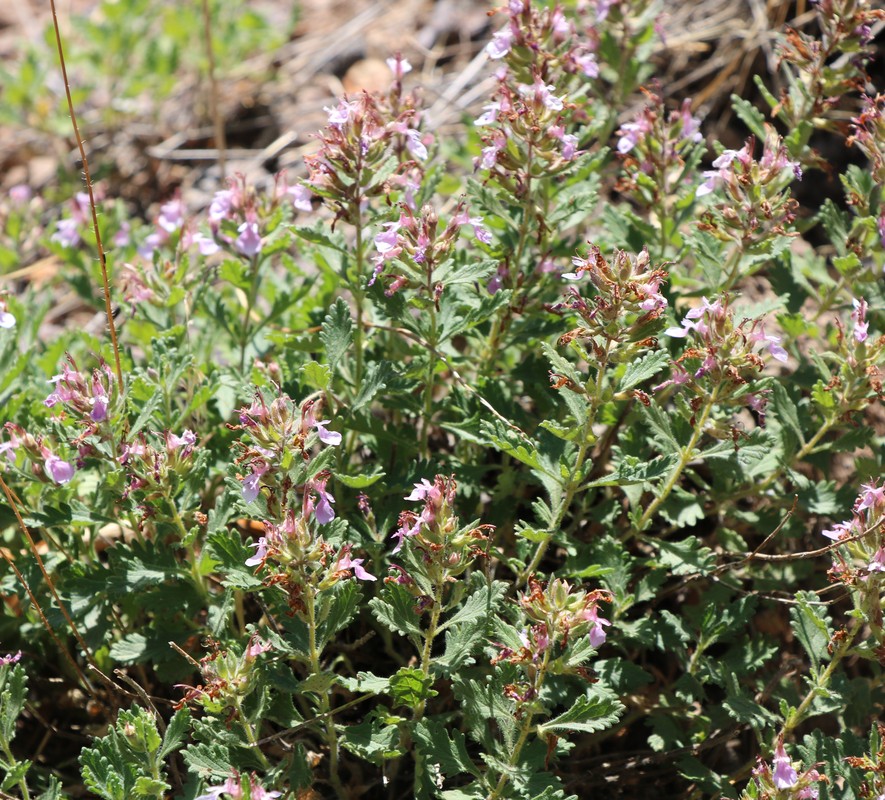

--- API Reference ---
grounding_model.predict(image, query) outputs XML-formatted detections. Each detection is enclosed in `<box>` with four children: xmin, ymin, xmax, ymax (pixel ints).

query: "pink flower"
<box><xmin>821</xmin><ymin>520</ymin><xmax>854</xmax><ymax>541</ymax></box>
<box><xmin>313</xmin><ymin>420</ymin><xmax>342</xmax><ymax>446</ymax></box>
<box><xmin>167</xmin><ymin>430</ymin><xmax>197</xmax><ymax>449</ymax></box>
<box><xmin>386</xmin><ymin>55</ymin><xmax>412</xmax><ymax>79</ymax></box>
<box><xmin>851</xmin><ymin>298</ymin><xmax>869</xmax><ymax>343</ymax></box>
<box><xmin>209</xmin><ymin>189</ymin><xmax>234</xmax><ymax>222</ymax></box>
<box><xmin>235</xmin><ymin>222</ymin><xmax>262</xmax><ymax>257</ymax></box>
<box><xmin>335</xmin><ymin>546</ymin><xmax>377</xmax><ymax>581</ymax></box>
<box><xmin>245</xmin><ymin>537</ymin><xmax>268</xmax><ymax>567</ymax></box>
<box><xmin>858</xmin><ymin>480</ymin><xmax>885</xmax><ymax>511</ymax></box>
<box><xmin>583</xmin><ymin>604</ymin><xmax>610</xmax><ymax>648</ymax></box>
<box><xmin>0</xmin><ymin>652</ymin><xmax>21</xmax><ymax>665</ymax></box>
<box><xmin>51</xmin><ymin>219</ymin><xmax>80</xmax><ymax>248</ymax></box>
<box><xmin>771</xmin><ymin>743</ymin><xmax>797</xmax><ymax>790</ymax></box>
<box><xmin>242</xmin><ymin>462</ymin><xmax>269</xmax><ymax>504</ymax></box>
<box><xmin>288</xmin><ymin>183</ymin><xmax>313</xmax><ymax>213</ymax></box>
<box><xmin>43</xmin><ymin>451</ymin><xmax>74</xmax><ymax>484</ymax></box>
<box><xmin>487</xmin><ymin>27</ymin><xmax>514</xmax><ymax>59</ymax></box>
<box><xmin>157</xmin><ymin>197</ymin><xmax>184</xmax><ymax>233</ymax></box>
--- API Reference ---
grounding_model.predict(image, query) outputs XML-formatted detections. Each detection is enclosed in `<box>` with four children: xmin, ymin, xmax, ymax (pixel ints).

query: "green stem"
<box><xmin>305</xmin><ymin>586</ymin><xmax>345</xmax><ymax>799</ymax></box>
<box><xmin>487</xmin><ymin>648</ymin><xmax>551</xmax><ymax>800</ymax></box>
<box><xmin>352</xmin><ymin>213</ymin><xmax>366</xmax><ymax>388</ymax></box>
<box><xmin>420</xmin><ymin>303</ymin><xmax>439</xmax><ymax>459</ymax></box>
<box><xmin>520</xmin><ymin>344</ymin><xmax>611</xmax><ymax>585</ymax></box>
<box><xmin>415</xmin><ymin>579</ymin><xmax>444</xmax><ymax>721</ymax></box>
<box><xmin>0</xmin><ymin>736</ymin><xmax>31</xmax><ymax>800</ymax></box>
<box><xmin>232</xmin><ymin>694</ymin><xmax>269</xmax><ymax>769</ymax></box>
<box><xmin>631</xmin><ymin>384</ymin><xmax>721</xmax><ymax>537</ymax></box>
<box><xmin>238</xmin><ymin>255</ymin><xmax>261</xmax><ymax>372</ymax></box>
<box><xmin>780</xmin><ymin>616</ymin><xmax>862</xmax><ymax>738</ymax></box>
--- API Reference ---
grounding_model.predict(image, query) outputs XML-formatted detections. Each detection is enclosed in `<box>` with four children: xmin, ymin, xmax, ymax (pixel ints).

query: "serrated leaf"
<box><xmin>340</xmin><ymin>714</ymin><xmax>404</xmax><ymax>763</ymax></box>
<box><xmin>389</xmin><ymin>667</ymin><xmax>438</xmax><ymax>709</ymax></box>
<box><xmin>619</xmin><ymin>349</ymin><xmax>670</xmax><ymax>393</ymax></box>
<box><xmin>321</xmin><ymin>298</ymin><xmax>353</xmax><ymax>372</ymax></box>
<box><xmin>438</xmin><ymin>581</ymin><xmax>506</xmax><ymax>633</ymax></box>
<box><xmin>730</xmin><ymin>93</ymin><xmax>768</xmax><ymax>139</ymax></box>
<box><xmin>339</xmin><ymin>672</ymin><xmax>390</xmax><ymax>694</ymax></box>
<box><xmin>352</xmin><ymin>360</ymin><xmax>396</xmax><ymax>412</ymax></box>
<box><xmin>300</xmin><ymin>360</ymin><xmax>331</xmax><ymax>390</ymax></box>
<box><xmin>158</xmin><ymin>708</ymin><xmax>190</xmax><ymax>760</ymax></box>
<box><xmin>369</xmin><ymin>584</ymin><xmax>423</xmax><ymax>638</ymax></box>
<box><xmin>790</xmin><ymin>591</ymin><xmax>831</xmax><ymax>671</ymax></box>
<box><xmin>334</xmin><ymin>469</ymin><xmax>385</xmax><ymax>489</ymax></box>
<box><xmin>414</xmin><ymin>719</ymin><xmax>478</xmax><ymax>777</ymax></box>
<box><xmin>536</xmin><ymin>689</ymin><xmax>623</xmax><ymax>736</ymax></box>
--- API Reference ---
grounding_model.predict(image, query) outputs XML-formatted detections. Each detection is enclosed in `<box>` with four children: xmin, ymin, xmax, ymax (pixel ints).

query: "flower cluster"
<box><xmin>746</xmin><ymin>741</ymin><xmax>824</xmax><ymax>799</ymax></box>
<box><xmin>849</xmin><ymin>94</ymin><xmax>885</xmax><ymax>185</ymax></box>
<box><xmin>304</xmin><ymin>60</ymin><xmax>430</xmax><ymax>226</ymax></box>
<box><xmin>232</xmin><ymin>392</ymin><xmax>341</xmax><ymax>518</ymax></box>
<box><xmin>119</xmin><ymin>429</ymin><xmax>199</xmax><ymax>503</ymax></box>
<box><xmin>554</xmin><ymin>244</ymin><xmax>668</xmax><ymax>366</ymax></box>
<box><xmin>776</xmin><ymin>0</ymin><xmax>884</xmax><ymax>133</ymax></box>
<box><xmin>810</xmin><ymin>297</ymin><xmax>884</xmax><ymax>423</ymax></box>
<box><xmin>196</xmin><ymin>771</ymin><xmax>281</xmax><ymax>800</ymax></box>
<box><xmin>175</xmin><ymin>634</ymin><xmax>272</xmax><ymax>714</ymax></box>
<box><xmin>697</xmin><ymin>130</ymin><xmax>801</xmax><ymax>253</ymax></box>
<box><xmin>44</xmin><ymin>355</ymin><xmax>118</xmax><ymax>433</ymax></box>
<box><xmin>655</xmin><ymin>295</ymin><xmax>788</xmax><ymax>425</ymax></box>
<box><xmin>370</xmin><ymin>202</ymin><xmax>490</xmax><ymax>297</ymax></box>
<box><xmin>386</xmin><ymin>476</ymin><xmax>493</xmax><ymax>611</ymax></box>
<box><xmin>615</xmin><ymin>91</ymin><xmax>704</xmax><ymax>211</ymax></box>
<box><xmin>494</xmin><ymin>577</ymin><xmax>611</xmax><ymax>665</ymax></box>
<box><xmin>0</xmin><ymin>422</ymin><xmax>76</xmax><ymax>485</ymax></box>
<box><xmin>821</xmin><ymin>480</ymin><xmax>885</xmax><ymax>627</ymax></box>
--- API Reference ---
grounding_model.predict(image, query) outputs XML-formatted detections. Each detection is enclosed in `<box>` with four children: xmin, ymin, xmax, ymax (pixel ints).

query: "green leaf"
<box><xmin>339</xmin><ymin>671</ymin><xmax>390</xmax><ymax>694</ymax></box>
<box><xmin>340</xmin><ymin>712</ymin><xmax>405</xmax><ymax>763</ymax></box>
<box><xmin>414</xmin><ymin>719</ymin><xmax>479</xmax><ymax>777</ymax></box>
<box><xmin>334</xmin><ymin>468</ymin><xmax>385</xmax><ymax>489</ymax></box>
<box><xmin>389</xmin><ymin>667</ymin><xmax>438</xmax><ymax>710</ymax></box>
<box><xmin>438</xmin><ymin>580</ymin><xmax>507</xmax><ymax>633</ymax></box>
<box><xmin>369</xmin><ymin>584</ymin><xmax>423</xmax><ymax>638</ymax></box>
<box><xmin>618</xmin><ymin>349</ymin><xmax>670</xmax><ymax>393</ymax></box>
<box><xmin>300</xmin><ymin>360</ymin><xmax>331</xmax><ymax>390</ymax></box>
<box><xmin>321</xmin><ymin>298</ymin><xmax>353</xmax><ymax>373</ymax></box>
<box><xmin>352</xmin><ymin>361</ymin><xmax>396</xmax><ymax>412</ymax></box>
<box><xmin>536</xmin><ymin>688</ymin><xmax>624</xmax><ymax>736</ymax></box>
<box><xmin>790</xmin><ymin>590</ymin><xmax>832</xmax><ymax>671</ymax></box>
<box><xmin>158</xmin><ymin>708</ymin><xmax>190</xmax><ymax>760</ymax></box>
<box><xmin>730</xmin><ymin>93</ymin><xmax>767</xmax><ymax>139</ymax></box>
<box><xmin>0</xmin><ymin>664</ymin><xmax>27</xmax><ymax>743</ymax></box>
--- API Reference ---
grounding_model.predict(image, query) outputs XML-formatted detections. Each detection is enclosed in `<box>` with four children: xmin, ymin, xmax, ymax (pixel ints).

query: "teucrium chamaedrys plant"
<box><xmin>2</xmin><ymin>0</ymin><xmax>885</xmax><ymax>798</ymax></box>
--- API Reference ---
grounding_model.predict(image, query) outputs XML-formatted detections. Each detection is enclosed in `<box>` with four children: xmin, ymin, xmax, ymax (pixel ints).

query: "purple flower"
<box><xmin>404</xmin><ymin>129</ymin><xmax>428</xmax><ymax>160</ymax></box>
<box><xmin>518</xmin><ymin>79</ymin><xmax>564</xmax><ymax>111</ymax></box>
<box><xmin>242</xmin><ymin>463</ymin><xmax>269</xmax><ymax>504</ymax></box>
<box><xmin>193</xmin><ymin>232</ymin><xmax>220</xmax><ymax>256</ymax></box>
<box><xmin>335</xmin><ymin>547</ymin><xmax>377</xmax><ymax>581</ymax></box>
<box><xmin>0</xmin><ymin>651</ymin><xmax>21</xmax><ymax>665</ymax></box>
<box><xmin>324</xmin><ymin>99</ymin><xmax>357</xmax><ymax>129</ymax></box>
<box><xmin>374</xmin><ymin>221</ymin><xmax>401</xmax><ymax>258</ymax></box>
<box><xmin>8</xmin><ymin>185</ymin><xmax>31</xmax><ymax>205</ymax></box>
<box><xmin>475</xmin><ymin>102</ymin><xmax>500</xmax><ymax>127</ymax></box>
<box><xmin>386</xmin><ymin>55</ymin><xmax>412</xmax><ymax>79</ymax></box>
<box><xmin>245</xmin><ymin>537</ymin><xmax>268</xmax><ymax>567</ymax></box>
<box><xmin>51</xmin><ymin>219</ymin><xmax>80</xmax><ymax>248</ymax></box>
<box><xmin>821</xmin><ymin>520</ymin><xmax>853</xmax><ymax>541</ymax></box>
<box><xmin>583</xmin><ymin>604</ymin><xmax>611</xmax><ymax>648</ymax></box>
<box><xmin>158</xmin><ymin>197</ymin><xmax>184</xmax><ymax>232</ymax></box>
<box><xmin>313</xmin><ymin>420</ymin><xmax>342</xmax><ymax>446</ymax></box>
<box><xmin>43</xmin><ymin>452</ymin><xmax>74</xmax><ymax>484</ymax></box>
<box><xmin>772</xmin><ymin>743</ymin><xmax>797</xmax><ymax>790</ymax></box>
<box><xmin>487</xmin><ymin>27</ymin><xmax>514</xmax><ymax>59</ymax></box>
<box><xmin>406</xmin><ymin>478</ymin><xmax>436</xmax><ymax>502</ymax></box>
<box><xmin>288</xmin><ymin>183</ymin><xmax>313</xmax><ymax>213</ymax></box>
<box><xmin>858</xmin><ymin>480</ymin><xmax>885</xmax><ymax>511</ymax></box>
<box><xmin>168</xmin><ymin>430</ymin><xmax>197</xmax><ymax>449</ymax></box>
<box><xmin>208</xmin><ymin>189</ymin><xmax>234</xmax><ymax>222</ymax></box>
<box><xmin>235</xmin><ymin>222</ymin><xmax>262</xmax><ymax>257</ymax></box>
<box><xmin>851</xmin><ymin>298</ymin><xmax>869</xmax><ymax>343</ymax></box>
<box><xmin>91</xmin><ymin>393</ymin><xmax>109</xmax><ymax>423</ymax></box>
